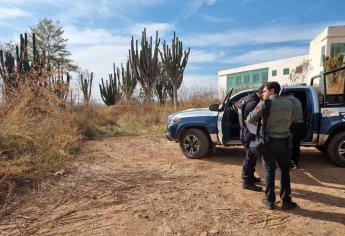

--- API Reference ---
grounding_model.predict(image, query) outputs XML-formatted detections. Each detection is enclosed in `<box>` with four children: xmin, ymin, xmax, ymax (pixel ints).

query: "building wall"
<box><xmin>219</xmin><ymin>25</ymin><xmax>345</xmax><ymax>98</ymax></box>
<box><xmin>309</xmin><ymin>26</ymin><xmax>345</xmax><ymax>77</ymax></box>
<box><xmin>309</xmin><ymin>27</ymin><xmax>328</xmax><ymax>77</ymax></box>
<box><xmin>218</xmin><ymin>74</ymin><xmax>227</xmax><ymax>99</ymax></box>
<box><xmin>218</xmin><ymin>55</ymin><xmax>308</xmax><ymax>96</ymax></box>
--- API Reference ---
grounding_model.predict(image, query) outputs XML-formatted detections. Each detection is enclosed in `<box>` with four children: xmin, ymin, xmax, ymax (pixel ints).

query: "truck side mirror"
<box><xmin>209</xmin><ymin>104</ymin><xmax>220</xmax><ymax>111</ymax></box>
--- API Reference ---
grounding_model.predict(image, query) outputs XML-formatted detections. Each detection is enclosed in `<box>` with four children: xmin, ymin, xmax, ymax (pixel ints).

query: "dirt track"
<box><xmin>1</xmin><ymin>136</ymin><xmax>345</xmax><ymax>235</ymax></box>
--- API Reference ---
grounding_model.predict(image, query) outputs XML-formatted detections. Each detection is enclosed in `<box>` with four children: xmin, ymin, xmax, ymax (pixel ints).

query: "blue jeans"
<box><xmin>242</xmin><ymin>146</ymin><xmax>257</xmax><ymax>183</ymax></box>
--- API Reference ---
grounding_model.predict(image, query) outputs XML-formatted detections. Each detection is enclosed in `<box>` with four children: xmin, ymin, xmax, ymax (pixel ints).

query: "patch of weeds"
<box><xmin>103</xmin><ymin>124</ymin><xmax>123</xmax><ymax>136</ymax></box>
<box><xmin>64</xmin><ymin>144</ymin><xmax>82</xmax><ymax>155</ymax></box>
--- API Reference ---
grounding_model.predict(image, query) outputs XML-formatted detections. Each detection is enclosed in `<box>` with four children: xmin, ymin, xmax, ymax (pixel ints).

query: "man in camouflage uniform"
<box><xmin>246</xmin><ymin>82</ymin><xmax>298</xmax><ymax>210</ymax></box>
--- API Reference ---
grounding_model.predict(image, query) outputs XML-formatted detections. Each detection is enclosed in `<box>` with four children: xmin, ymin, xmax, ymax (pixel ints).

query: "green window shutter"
<box><xmin>283</xmin><ymin>68</ymin><xmax>290</xmax><ymax>75</ymax></box>
<box><xmin>235</xmin><ymin>75</ymin><xmax>242</xmax><ymax>85</ymax></box>
<box><xmin>243</xmin><ymin>74</ymin><xmax>250</xmax><ymax>84</ymax></box>
<box><xmin>252</xmin><ymin>73</ymin><xmax>259</xmax><ymax>84</ymax></box>
<box><xmin>272</xmin><ymin>70</ymin><xmax>277</xmax><ymax>76</ymax></box>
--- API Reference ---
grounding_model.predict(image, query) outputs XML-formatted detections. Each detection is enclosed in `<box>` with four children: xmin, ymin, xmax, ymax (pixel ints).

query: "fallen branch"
<box><xmin>99</xmin><ymin>174</ymin><xmax>129</xmax><ymax>186</ymax></box>
<box><xmin>53</xmin><ymin>177</ymin><xmax>79</xmax><ymax>210</ymax></box>
<box><xmin>262</xmin><ymin>215</ymin><xmax>269</xmax><ymax>229</ymax></box>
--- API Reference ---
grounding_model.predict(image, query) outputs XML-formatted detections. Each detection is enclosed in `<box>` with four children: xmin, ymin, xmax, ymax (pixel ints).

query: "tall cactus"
<box><xmin>0</xmin><ymin>33</ymin><xmax>41</xmax><ymax>100</ymax></box>
<box><xmin>0</xmin><ymin>50</ymin><xmax>16</xmax><ymax>95</ymax></box>
<box><xmin>155</xmin><ymin>62</ymin><xmax>169</xmax><ymax>105</ymax></box>
<box><xmin>160</xmin><ymin>31</ymin><xmax>190</xmax><ymax>110</ymax></box>
<box><xmin>99</xmin><ymin>63</ymin><xmax>122</xmax><ymax>106</ymax></box>
<box><xmin>121</xmin><ymin>60</ymin><xmax>136</xmax><ymax>100</ymax></box>
<box><xmin>80</xmin><ymin>72</ymin><xmax>93</xmax><ymax>105</ymax></box>
<box><xmin>129</xmin><ymin>28</ymin><xmax>160</xmax><ymax>102</ymax></box>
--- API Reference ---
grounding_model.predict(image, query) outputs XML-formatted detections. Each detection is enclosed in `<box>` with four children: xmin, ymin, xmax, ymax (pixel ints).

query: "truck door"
<box><xmin>217</xmin><ymin>89</ymin><xmax>232</xmax><ymax>145</ymax></box>
<box><xmin>281</xmin><ymin>87</ymin><xmax>318</xmax><ymax>143</ymax></box>
<box><xmin>218</xmin><ymin>90</ymin><xmax>247</xmax><ymax>145</ymax></box>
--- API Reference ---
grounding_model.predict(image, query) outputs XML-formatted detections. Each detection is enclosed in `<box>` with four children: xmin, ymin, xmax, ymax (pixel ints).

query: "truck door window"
<box><xmin>324</xmin><ymin>69</ymin><xmax>345</xmax><ymax>106</ymax></box>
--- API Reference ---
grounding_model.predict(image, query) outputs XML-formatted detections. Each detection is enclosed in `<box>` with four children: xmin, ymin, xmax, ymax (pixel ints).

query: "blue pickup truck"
<box><xmin>166</xmin><ymin>66</ymin><xmax>345</xmax><ymax>167</ymax></box>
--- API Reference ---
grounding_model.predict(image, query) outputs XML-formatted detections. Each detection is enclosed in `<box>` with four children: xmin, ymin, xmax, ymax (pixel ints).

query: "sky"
<box><xmin>0</xmin><ymin>0</ymin><xmax>344</xmax><ymax>101</ymax></box>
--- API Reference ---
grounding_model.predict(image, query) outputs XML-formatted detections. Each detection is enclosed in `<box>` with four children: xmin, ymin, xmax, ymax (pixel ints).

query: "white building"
<box><xmin>218</xmin><ymin>25</ymin><xmax>345</xmax><ymax>97</ymax></box>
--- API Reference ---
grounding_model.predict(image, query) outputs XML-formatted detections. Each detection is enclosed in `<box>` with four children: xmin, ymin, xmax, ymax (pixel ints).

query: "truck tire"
<box><xmin>179</xmin><ymin>128</ymin><xmax>210</xmax><ymax>159</ymax></box>
<box><xmin>315</xmin><ymin>146</ymin><xmax>328</xmax><ymax>154</ymax></box>
<box><xmin>327</xmin><ymin>132</ymin><xmax>345</xmax><ymax>167</ymax></box>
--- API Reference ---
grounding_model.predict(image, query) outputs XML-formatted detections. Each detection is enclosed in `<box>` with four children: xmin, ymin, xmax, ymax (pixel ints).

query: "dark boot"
<box><xmin>282</xmin><ymin>200</ymin><xmax>298</xmax><ymax>210</ymax></box>
<box><xmin>242</xmin><ymin>182</ymin><xmax>262</xmax><ymax>192</ymax></box>
<box><xmin>251</xmin><ymin>176</ymin><xmax>261</xmax><ymax>183</ymax></box>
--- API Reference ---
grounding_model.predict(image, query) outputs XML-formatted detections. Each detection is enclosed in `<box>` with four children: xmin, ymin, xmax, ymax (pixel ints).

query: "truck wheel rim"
<box><xmin>184</xmin><ymin>135</ymin><xmax>200</xmax><ymax>155</ymax></box>
<box><xmin>338</xmin><ymin>141</ymin><xmax>345</xmax><ymax>160</ymax></box>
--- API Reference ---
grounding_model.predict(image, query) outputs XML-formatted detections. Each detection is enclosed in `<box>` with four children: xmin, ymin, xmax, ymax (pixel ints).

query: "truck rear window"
<box><xmin>312</xmin><ymin>67</ymin><xmax>345</xmax><ymax>107</ymax></box>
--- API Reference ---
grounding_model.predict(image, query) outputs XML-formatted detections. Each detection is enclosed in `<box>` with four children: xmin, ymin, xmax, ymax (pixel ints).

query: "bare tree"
<box><xmin>30</xmin><ymin>18</ymin><xmax>77</xmax><ymax>71</ymax></box>
<box><xmin>289</xmin><ymin>59</ymin><xmax>312</xmax><ymax>84</ymax></box>
<box><xmin>0</xmin><ymin>41</ymin><xmax>16</xmax><ymax>55</ymax></box>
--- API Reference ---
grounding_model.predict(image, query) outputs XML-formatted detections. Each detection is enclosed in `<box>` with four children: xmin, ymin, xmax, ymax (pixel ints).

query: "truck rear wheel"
<box><xmin>179</xmin><ymin>128</ymin><xmax>210</xmax><ymax>159</ymax></box>
<box><xmin>327</xmin><ymin>132</ymin><xmax>345</xmax><ymax>167</ymax></box>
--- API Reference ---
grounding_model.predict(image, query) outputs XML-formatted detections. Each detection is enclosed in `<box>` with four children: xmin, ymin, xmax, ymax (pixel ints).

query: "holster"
<box><xmin>245</xmin><ymin>132</ymin><xmax>256</xmax><ymax>147</ymax></box>
<box><xmin>249</xmin><ymin>135</ymin><xmax>269</xmax><ymax>158</ymax></box>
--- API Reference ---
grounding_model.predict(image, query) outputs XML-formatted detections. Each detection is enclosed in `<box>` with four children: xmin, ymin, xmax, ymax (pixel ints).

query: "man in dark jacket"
<box><xmin>239</xmin><ymin>85</ymin><xmax>264</xmax><ymax>191</ymax></box>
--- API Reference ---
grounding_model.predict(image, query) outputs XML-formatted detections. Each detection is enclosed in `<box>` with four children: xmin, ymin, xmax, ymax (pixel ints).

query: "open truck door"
<box><xmin>217</xmin><ymin>89</ymin><xmax>233</xmax><ymax>145</ymax></box>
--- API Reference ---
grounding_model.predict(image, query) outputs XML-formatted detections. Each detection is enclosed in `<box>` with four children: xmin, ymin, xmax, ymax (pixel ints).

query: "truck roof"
<box><xmin>231</xmin><ymin>85</ymin><xmax>320</xmax><ymax>112</ymax></box>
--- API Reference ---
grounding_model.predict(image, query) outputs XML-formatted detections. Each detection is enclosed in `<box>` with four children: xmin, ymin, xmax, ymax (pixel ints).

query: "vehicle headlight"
<box><xmin>172</xmin><ymin>116</ymin><xmax>180</xmax><ymax>124</ymax></box>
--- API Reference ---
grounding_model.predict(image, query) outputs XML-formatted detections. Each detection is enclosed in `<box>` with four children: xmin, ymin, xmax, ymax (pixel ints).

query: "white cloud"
<box><xmin>224</xmin><ymin>47</ymin><xmax>308</xmax><ymax>65</ymax></box>
<box><xmin>183</xmin><ymin>0</ymin><xmax>218</xmax><ymax>19</ymax></box>
<box><xmin>181</xmin><ymin>74</ymin><xmax>218</xmax><ymax>90</ymax></box>
<box><xmin>185</xmin><ymin>23</ymin><xmax>332</xmax><ymax>47</ymax></box>
<box><xmin>200</xmin><ymin>14</ymin><xmax>234</xmax><ymax>23</ymax></box>
<box><xmin>64</xmin><ymin>26</ymin><xmax>132</xmax><ymax>102</ymax></box>
<box><xmin>0</xmin><ymin>7</ymin><xmax>30</xmax><ymax>19</ymax></box>
<box><xmin>70</xmin><ymin>43</ymin><xmax>130</xmax><ymax>102</ymax></box>
<box><xmin>65</xmin><ymin>26</ymin><xmax>130</xmax><ymax>45</ymax></box>
<box><xmin>189</xmin><ymin>50</ymin><xmax>223</xmax><ymax>63</ymax></box>
<box><xmin>129</xmin><ymin>23</ymin><xmax>175</xmax><ymax>38</ymax></box>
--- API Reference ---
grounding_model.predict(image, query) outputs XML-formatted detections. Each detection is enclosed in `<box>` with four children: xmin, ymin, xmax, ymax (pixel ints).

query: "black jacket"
<box><xmin>239</xmin><ymin>92</ymin><xmax>260</xmax><ymax>145</ymax></box>
<box><xmin>241</xmin><ymin>92</ymin><xmax>260</xmax><ymax>123</ymax></box>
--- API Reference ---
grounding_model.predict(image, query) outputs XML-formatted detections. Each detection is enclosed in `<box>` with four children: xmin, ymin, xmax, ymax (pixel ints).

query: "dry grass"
<box><xmin>113</xmin><ymin>91</ymin><xmax>219</xmax><ymax>136</ymax></box>
<box><xmin>0</xmin><ymin>85</ymin><xmax>217</xmax><ymax>207</ymax></box>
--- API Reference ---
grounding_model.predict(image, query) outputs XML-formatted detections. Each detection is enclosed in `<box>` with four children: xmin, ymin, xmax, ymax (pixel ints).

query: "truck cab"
<box><xmin>166</xmin><ymin>66</ymin><xmax>345</xmax><ymax>167</ymax></box>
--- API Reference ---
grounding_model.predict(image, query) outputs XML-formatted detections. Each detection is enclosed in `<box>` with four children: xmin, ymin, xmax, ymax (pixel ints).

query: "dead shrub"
<box><xmin>0</xmin><ymin>83</ymin><xmax>218</xmax><ymax>205</ymax></box>
<box><xmin>0</xmin><ymin>84</ymin><xmax>80</xmax><ymax>202</ymax></box>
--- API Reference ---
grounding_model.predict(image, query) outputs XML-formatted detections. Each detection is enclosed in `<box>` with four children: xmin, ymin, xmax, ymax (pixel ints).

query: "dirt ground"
<box><xmin>1</xmin><ymin>136</ymin><xmax>345</xmax><ymax>236</ymax></box>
